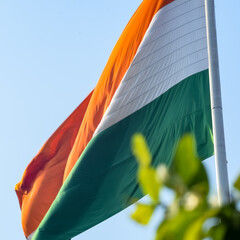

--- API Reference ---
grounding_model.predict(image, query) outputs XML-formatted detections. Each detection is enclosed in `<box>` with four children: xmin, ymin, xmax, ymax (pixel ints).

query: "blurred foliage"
<box><xmin>131</xmin><ymin>134</ymin><xmax>240</xmax><ymax>240</ymax></box>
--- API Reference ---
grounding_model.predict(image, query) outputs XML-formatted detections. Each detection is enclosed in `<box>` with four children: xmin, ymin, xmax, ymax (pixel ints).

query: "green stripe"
<box><xmin>33</xmin><ymin>70</ymin><xmax>213</xmax><ymax>240</ymax></box>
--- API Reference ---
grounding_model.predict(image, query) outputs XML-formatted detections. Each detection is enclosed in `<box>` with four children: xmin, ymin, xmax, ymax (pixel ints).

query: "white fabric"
<box><xmin>94</xmin><ymin>0</ymin><xmax>208</xmax><ymax>136</ymax></box>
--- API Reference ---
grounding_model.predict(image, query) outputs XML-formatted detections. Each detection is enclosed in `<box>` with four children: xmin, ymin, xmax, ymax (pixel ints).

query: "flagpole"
<box><xmin>205</xmin><ymin>0</ymin><xmax>231</xmax><ymax>205</ymax></box>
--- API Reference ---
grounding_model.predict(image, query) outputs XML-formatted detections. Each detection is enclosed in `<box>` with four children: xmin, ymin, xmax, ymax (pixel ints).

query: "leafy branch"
<box><xmin>131</xmin><ymin>134</ymin><xmax>240</xmax><ymax>240</ymax></box>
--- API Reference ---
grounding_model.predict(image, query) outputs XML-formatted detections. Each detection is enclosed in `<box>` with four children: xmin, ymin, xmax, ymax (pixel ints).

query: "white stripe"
<box><xmin>27</xmin><ymin>231</ymin><xmax>35</xmax><ymax>240</ymax></box>
<box><xmin>94</xmin><ymin>0</ymin><xmax>208</xmax><ymax>136</ymax></box>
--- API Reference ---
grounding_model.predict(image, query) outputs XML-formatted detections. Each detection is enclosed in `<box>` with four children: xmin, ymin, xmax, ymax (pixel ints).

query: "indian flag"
<box><xmin>15</xmin><ymin>0</ymin><xmax>214</xmax><ymax>239</ymax></box>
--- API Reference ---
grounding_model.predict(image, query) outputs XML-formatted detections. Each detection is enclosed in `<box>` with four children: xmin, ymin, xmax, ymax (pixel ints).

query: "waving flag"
<box><xmin>16</xmin><ymin>0</ymin><xmax>214</xmax><ymax>239</ymax></box>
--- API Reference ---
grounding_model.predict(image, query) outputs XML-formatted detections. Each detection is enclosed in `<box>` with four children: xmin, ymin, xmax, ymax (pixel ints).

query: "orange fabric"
<box><xmin>63</xmin><ymin>0</ymin><xmax>174</xmax><ymax>180</ymax></box>
<box><xmin>15</xmin><ymin>91</ymin><xmax>93</xmax><ymax>237</ymax></box>
<box><xmin>16</xmin><ymin>0</ymin><xmax>174</xmax><ymax>238</ymax></box>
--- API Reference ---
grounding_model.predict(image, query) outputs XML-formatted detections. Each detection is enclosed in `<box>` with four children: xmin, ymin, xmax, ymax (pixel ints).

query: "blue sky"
<box><xmin>0</xmin><ymin>0</ymin><xmax>240</xmax><ymax>239</ymax></box>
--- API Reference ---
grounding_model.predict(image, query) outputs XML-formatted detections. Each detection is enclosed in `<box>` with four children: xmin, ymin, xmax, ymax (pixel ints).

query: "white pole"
<box><xmin>205</xmin><ymin>0</ymin><xmax>231</xmax><ymax>205</ymax></box>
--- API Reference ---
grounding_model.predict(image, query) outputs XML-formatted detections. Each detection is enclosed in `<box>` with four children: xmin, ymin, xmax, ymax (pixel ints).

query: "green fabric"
<box><xmin>32</xmin><ymin>70</ymin><xmax>214</xmax><ymax>240</ymax></box>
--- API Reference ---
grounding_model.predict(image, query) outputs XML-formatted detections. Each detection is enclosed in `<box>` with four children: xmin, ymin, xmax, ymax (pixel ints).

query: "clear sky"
<box><xmin>0</xmin><ymin>0</ymin><xmax>240</xmax><ymax>239</ymax></box>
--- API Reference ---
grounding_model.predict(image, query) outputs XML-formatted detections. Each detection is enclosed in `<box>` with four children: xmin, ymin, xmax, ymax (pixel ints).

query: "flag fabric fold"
<box><xmin>16</xmin><ymin>0</ymin><xmax>214</xmax><ymax>239</ymax></box>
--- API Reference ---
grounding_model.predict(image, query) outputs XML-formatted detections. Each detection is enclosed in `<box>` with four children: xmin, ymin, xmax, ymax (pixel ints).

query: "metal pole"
<box><xmin>205</xmin><ymin>0</ymin><xmax>231</xmax><ymax>205</ymax></box>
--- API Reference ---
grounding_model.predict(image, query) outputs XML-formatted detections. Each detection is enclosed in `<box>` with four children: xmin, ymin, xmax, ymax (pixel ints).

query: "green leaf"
<box><xmin>170</xmin><ymin>134</ymin><xmax>209</xmax><ymax>197</ymax></box>
<box><xmin>171</xmin><ymin>134</ymin><xmax>200</xmax><ymax>184</ymax></box>
<box><xmin>215</xmin><ymin>204</ymin><xmax>240</xmax><ymax>240</ymax></box>
<box><xmin>131</xmin><ymin>203</ymin><xmax>155</xmax><ymax>225</ymax></box>
<box><xmin>138</xmin><ymin>167</ymin><xmax>160</xmax><ymax>202</ymax></box>
<box><xmin>132</xmin><ymin>133</ymin><xmax>152</xmax><ymax>167</ymax></box>
<box><xmin>233</xmin><ymin>175</ymin><xmax>240</xmax><ymax>191</ymax></box>
<box><xmin>155</xmin><ymin>210</ymin><xmax>203</xmax><ymax>240</ymax></box>
<box><xmin>184</xmin><ymin>208</ymin><xmax>220</xmax><ymax>240</ymax></box>
<box><xmin>207</xmin><ymin>223</ymin><xmax>226</xmax><ymax>240</ymax></box>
